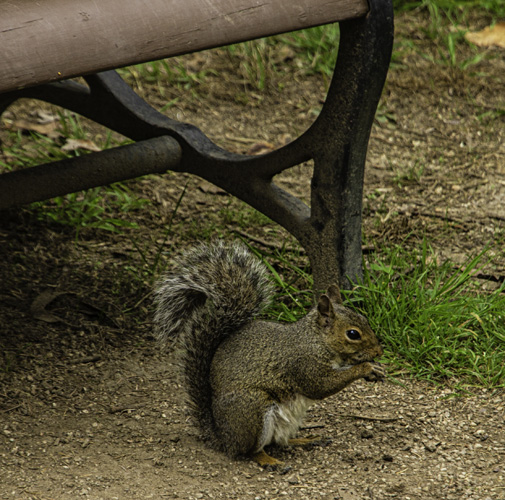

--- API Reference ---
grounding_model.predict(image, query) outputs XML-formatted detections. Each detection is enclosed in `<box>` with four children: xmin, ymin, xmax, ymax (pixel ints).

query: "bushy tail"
<box><xmin>153</xmin><ymin>241</ymin><xmax>273</xmax><ymax>445</ymax></box>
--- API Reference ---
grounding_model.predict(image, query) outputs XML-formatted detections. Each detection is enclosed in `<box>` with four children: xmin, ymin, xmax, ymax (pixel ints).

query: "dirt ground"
<box><xmin>1</xmin><ymin>10</ymin><xmax>505</xmax><ymax>500</ymax></box>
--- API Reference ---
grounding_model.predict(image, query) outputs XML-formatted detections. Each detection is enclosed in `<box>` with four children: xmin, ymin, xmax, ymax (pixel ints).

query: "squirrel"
<box><xmin>154</xmin><ymin>241</ymin><xmax>385</xmax><ymax>467</ymax></box>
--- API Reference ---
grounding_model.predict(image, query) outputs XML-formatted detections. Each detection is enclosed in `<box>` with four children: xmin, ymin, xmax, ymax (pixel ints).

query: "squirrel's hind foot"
<box><xmin>251</xmin><ymin>449</ymin><xmax>284</xmax><ymax>468</ymax></box>
<box><xmin>288</xmin><ymin>435</ymin><xmax>321</xmax><ymax>446</ymax></box>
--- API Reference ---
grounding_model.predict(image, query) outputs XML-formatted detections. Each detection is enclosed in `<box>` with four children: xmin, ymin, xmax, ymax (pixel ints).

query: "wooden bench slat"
<box><xmin>0</xmin><ymin>0</ymin><xmax>368</xmax><ymax>93</ymax></box>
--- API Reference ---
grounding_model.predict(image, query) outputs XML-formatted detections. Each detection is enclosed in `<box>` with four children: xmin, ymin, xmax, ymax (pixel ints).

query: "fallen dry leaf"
<box><xmin>246</xmin><ymin>141</ymin><xmax>276</xmax><ymax>155</ymax></box>
<box><xmin>465</xmin><ymin>22</ymin><xmax>505</xmax><ymax>48</ymax></box>
<box><xmin>198</xmin><ymin>180</ymin><xmax>227</xmax><ymax>195</ymax></box>
<box><xmin>245</xmin><ymin>134</ymin><xmax>292</xmax><ymax>155</ymax></box>
<box><xmin>61</xmin><ymin>138</ymin><xmax>101</xmax><ymax>153</ymax></box>
<box><xmin>32</xmin><ymin>110</ymin><xmax>59</xmax><ymax>124</ymax></box>
<box><xmin>11</xmin><ymin>118</ymin><xmax>61</xmax><ymax>139</ymax></box>
<box><xmin>30</xmin><ymin>290</ymin><xmax>66</xmax><ymax>323</ymax></box>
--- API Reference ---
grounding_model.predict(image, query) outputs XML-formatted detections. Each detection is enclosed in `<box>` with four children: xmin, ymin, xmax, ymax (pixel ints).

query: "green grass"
<box><xmin>0</xmin><ymin>111</ymin><xmax>149</xmax><ymax>238</ymax></box>
<box><xmin>247</xmin><ymin>243</ymin><xmax>314</xmax><ymax>322</ymax></box>
<box><xmin>225</xmin><ymin>39</ymin><xmax>277</xmax><ymax>91</ymax></box>
<box><xmin>219</xmin><ymin>201</ymin><xmax>273</xmax><ymax>229</ymax></box>
<box><xmin>121</xmin><ymin>59</ymin><xmax>214</xmax><ymax>105</ymax></box>
<box><xmin>394</xmin><ymin>0</ymin><xmax>505</xmax><ymax>17</ymax></box>
<box><xmin>259</xmin><ymin>241</ymin><xmax>505</xmax><ymax>389</ymax></box>
<box><xmin>390</xmin><ymin>0</ymin><xmax>502</xmax><ymax>72</ymax></box>
<box><xmin>279</xmin><ymin>24</ymin><xmax>340</xmax><ymax>78</ymax></box>
<box><xmin>352</xmin><ymin>241</ymin><xmax>505</xmax><ymax>388</ymax></box>
<box><xmin>128</xmin><ymin>183</ymin><xmax>188</xmax><ymax>286</ymax></box>
<box><xmin>33</xmin><ymin>184</ymin><xmax>150</xmax><ymax>236</ymax></box>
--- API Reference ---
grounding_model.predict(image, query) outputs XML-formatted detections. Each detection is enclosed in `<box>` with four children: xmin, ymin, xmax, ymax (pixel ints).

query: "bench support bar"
<box><xmin>0</xmin><ymin>137</ymin><xmax>181</xmax><ymax>208</ymax></box>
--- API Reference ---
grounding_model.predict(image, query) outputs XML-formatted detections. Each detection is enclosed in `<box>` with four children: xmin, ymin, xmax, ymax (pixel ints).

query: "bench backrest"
<box><xmin>0</xmin><ymin>0</ymin><xmax>368</xmax><ymax>93</ymax></box>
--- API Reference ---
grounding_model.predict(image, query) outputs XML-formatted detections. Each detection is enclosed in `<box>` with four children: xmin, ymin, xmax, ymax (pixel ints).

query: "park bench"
<box><xmin>0</xmin><ymin>0</ymin><xmax>394</xmax><ymax>290</ymax></box>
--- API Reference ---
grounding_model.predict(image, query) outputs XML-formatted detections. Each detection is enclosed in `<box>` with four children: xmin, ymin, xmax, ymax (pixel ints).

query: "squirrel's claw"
<box><xmin>364</xmin><ymin>362</ymin><xmax>386</xmax><ymax>382</ymax></box>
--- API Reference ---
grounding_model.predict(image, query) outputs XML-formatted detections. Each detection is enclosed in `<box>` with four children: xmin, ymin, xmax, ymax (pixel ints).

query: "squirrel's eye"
<box><xmin>346</xmin><ymin>329</ymin><xmax>361</xmax><ymax>341</ymax></box>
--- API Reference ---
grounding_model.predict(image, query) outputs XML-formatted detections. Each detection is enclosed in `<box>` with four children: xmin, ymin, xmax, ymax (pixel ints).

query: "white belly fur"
<box><xmin>257</xmin><ymin>394</ymin><xmax>313</xmax><ymax>450</ymax></box>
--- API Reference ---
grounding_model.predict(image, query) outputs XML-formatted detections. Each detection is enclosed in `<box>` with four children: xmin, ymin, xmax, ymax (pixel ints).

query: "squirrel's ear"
<box><xmin>317</xmin><ymin>294</ymin><xmax>335</xmax><ymax>319</ymax></box>
<box><xmin>327</xmin><ymin>284</ymin><xmax>343</xmax><ymax>305</ymax></box>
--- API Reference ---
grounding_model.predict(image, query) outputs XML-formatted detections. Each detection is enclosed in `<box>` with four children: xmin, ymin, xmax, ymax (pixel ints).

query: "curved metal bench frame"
<box><xmin>0</xmin><ymin>0</ymin><xmax>394</xmax><ymax>290</ymax></box>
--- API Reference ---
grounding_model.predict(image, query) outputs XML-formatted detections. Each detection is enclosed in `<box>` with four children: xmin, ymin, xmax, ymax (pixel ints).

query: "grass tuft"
<box><xmin>259</xmin><ymin>241</ymin><xmax>505</xmax><ymax>389</ymax></box>
<box><xmin>394</xmin><ymin>0</ymin><xmax>505</xmax><ymax>18</ymax></box>
<box><xmin>32</xmin><ymin>184</ymin><xmax>150</xmax><ymax>237</ymax></box>
<box><xmin>347</xmin><ymin>241</ymin><xmax>505</xmax><ymax>388</ymax></box>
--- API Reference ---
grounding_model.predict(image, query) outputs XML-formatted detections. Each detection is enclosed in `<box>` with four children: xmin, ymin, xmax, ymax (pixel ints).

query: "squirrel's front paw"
<box><xmin>364</xmin><ymin>362</ymin><xmax>386</xmax><ymax>382</ymax></box>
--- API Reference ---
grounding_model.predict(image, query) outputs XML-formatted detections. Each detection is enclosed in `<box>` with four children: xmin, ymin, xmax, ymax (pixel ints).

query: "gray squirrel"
<box><xmin>154</xmin><ymin>241</ymin><xmax>385</xmax><ymax>466</ymax></box>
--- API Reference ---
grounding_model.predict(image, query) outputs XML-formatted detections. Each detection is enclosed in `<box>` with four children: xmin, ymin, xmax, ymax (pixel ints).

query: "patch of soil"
<box><xmin>1</xmin><ymin>10</ymin><xmax>505</xmax><ymax>500</ymax></box>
